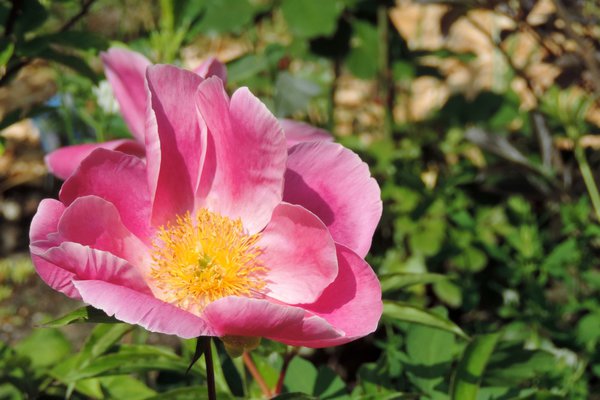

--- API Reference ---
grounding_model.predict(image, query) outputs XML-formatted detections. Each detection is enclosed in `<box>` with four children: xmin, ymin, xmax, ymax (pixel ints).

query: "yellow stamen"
<box><xmin>150</xmin><ymin>209</ymin><xmax>266</xmax><ymax>312</ymax></box>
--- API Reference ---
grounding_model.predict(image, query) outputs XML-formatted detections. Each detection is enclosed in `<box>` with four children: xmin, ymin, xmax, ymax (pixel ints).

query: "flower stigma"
<box><xmin>150</xmin><ymin>209</ymin><xmax>266</xmax><ymax>312</ymax></box>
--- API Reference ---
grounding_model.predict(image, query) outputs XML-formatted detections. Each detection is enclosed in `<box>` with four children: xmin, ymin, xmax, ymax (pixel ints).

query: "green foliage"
<box><xmin>3</xmin><ymin>0</ymin><xmax>600</xmax><ymax>398</ymax></box>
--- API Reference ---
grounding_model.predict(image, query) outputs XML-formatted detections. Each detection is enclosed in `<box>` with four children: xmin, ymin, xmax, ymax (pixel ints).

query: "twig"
<box><xmin>4</xmin><ymin>0</ymin><xmax>23</xmax><ymax>38</ymax></box>
<box><xmin>0</xmin><ymin>0</ymin><xmax>97</xmax><ymax>86</ymax></box>
<box><xmin>243</xmin><ymin>351</ymin><xmax>271</xmax><ymax>398</ymax></box>
<box><xmin>59</xmin><ymin>0</ymin><xmax>97</xmax><ymax>33</ymax></box>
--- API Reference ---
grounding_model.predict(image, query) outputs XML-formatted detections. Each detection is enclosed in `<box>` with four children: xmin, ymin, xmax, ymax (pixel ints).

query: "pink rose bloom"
<box><xmin>30</xmin><ymin>64</ymin><xmax>382</xmax><ymax>347</ymax></box>
<box><xmin>46</xmin><ymin>48</ymin><xmax>332</xmax><ymax>180</ymax></box>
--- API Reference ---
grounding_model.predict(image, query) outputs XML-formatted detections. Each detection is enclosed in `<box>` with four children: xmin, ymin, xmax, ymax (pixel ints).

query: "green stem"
<box><xmin>377</xmin><ymin>2</ymin><xmax>393</xmax><ymax>141</ymax></box>
<box><xmin>574</xmin><ymin>143</ymin><xmax>600</xmax><ymax>222</ymax></box>
<box><xmin>203</xmin><ymin>337</ymin><xmax>217</xmax><ymax>400</ymax></box>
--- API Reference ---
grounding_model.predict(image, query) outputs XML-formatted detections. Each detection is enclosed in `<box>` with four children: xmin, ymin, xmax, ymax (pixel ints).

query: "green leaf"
<box><xmin>281</xmin><ymin>0</ymin><xmax>344</xmax><ymax>39</ymax></box>
<box><xmin>345</xmin><ymin>20</ymin><xmax>379</xmax><ymax>79</ymax></box>
<box><xmin>144</xmin><ymin>386</ymin><xmax>235</xmax><ymax>399</ymax></box>
<box><xmin>99</xmin><ymin>376</ymin><xmax>156</xmax><ymax>400</ymax></box>
<box><xmin>284</xmin><ymin>357</ymin><xmax>318</xmax><ymax>394</ymax></box>
<box><xmin>15</xmin><ymin>0</ymin><xmax>48</xmax><ymax>35</ymax></box>
<box><xmin>272</xmin><ymin>394</ymin><xmax>317</xmax><ymax>400</ymax></box>
<box><xmin>37</xmin><ymin>48</ymin><xmax>99</xmax><ymax>82</ymax></box>
<box><xmin>382</xmin><ymin>301</ymin><xmax>469</xmax><ymax>339</ymax></box>
<box><xmin>43</xmin><ymin>306</ymin><xmax>120</xmax><ymax>327</ymax></box>
<box><xmin>405</xmin><ymin>323</ymin><xmax>457</xmax><ymax>396</ymax></box>
<box><xmin>314</xmin><ymin>366</ymin><xmax>348</xmax><ymax>399</ymax></box>
<box><xmin>380</xmin><ymin>272</ymin><xmax>449</xmax><ymax>293</ymax></box>
<box><xmin>78</xmin><ymin>324</ymin><xmax>133</xmax><ymax>362</ymax></box>
<box><xmin>193</xmin><ymin>0</ymin><xmax>254</xmax><ymax>34</ymax></box>
<box><xmin>23</xmin><ymin>31</ymin><xmax>109</xmax><ymax>54</ymax></box>
<box><xmin>0</xmin><ymin>39</ymin><xmax>14</xmax><ymax>68</ymax></box>
<box><xmin>433</xmin><ymin>280</ymin><xmax>463</xmax><ymax>308</ymax></box>
<box><xmin>274</xmin><ymin>72</ymin><xmax>321</xmax><ymax>117</ymax></box>
<box><xmin>53</xmin><ymin>344</ymin><xmax>195</xmax><ymax>383</ymax></box>
<box><xmin>14</xmin><ymin>328</ymin><xmax>71</xmax><ymax>369</ymax></box>
<box><xmin>450</xmin><ymin>333</ymin><xmax>500</xmax><ymax>400</ymax></box>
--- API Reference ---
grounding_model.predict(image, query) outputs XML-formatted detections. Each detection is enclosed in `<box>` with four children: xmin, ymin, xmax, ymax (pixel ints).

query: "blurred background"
<box><xmin>2</xmin><ymin>0</ymin><xmax>600</xmax><ymax>398</ymax></box>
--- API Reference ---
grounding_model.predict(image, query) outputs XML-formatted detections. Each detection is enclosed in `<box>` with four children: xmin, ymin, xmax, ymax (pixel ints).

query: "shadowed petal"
<box><xmin>102</xmin><ymin>48</ymin><xmax>151</xmax><ymax>141</ymax></box>
<box><xmin>74</xmin><ymin>280</ymin><xmax>214</xmax><ymax>338</ymax></box>
<box><xmin>203</xmin><ymin>297</ymin><xmax>342</xmax><ymax>343</ymax></box>
<box><xmin>283</xmin><ymin>244</ymin><xmax>382</xmax><ymax>347</ymax></box>
<box><xmin>36</xmin><ymin>242</ymin><xmax>151</xmax><ymax>295</ymax></box>
<box><xmin>258</xmin><ymin>203</ymin><xmax>338</xmax><ymax>304</ymax></box>
<box><xmin>45</xmin><ymin>139</ymin><xmax>144</xmax><ymax>180</ymax></box>
<box><xmin>60</xmin><ymin>149</ymin><xmax>152</xmax><ymax>241</ymax></box>
<box><xmin>145</xmin><ymin>65</ymin><xmax>204</xmax><ymax>226</ymax></box>
<box><xmin>57</xmin><ymin>195</ymin><xmax>150</xmax><ymax>271</ymax></box>
<box><xmin>29</xmin><ymin>199</ymin><xmax>78</xmax><ymax>298</ymax></box>
<box><xmin>195</xmin><ymin>77</ymin><xmax>287</xmax><ymax>233</ymax></box>
<box><xmin>284</xmin><ymin>141</ymin><xmax>382</xmax><ymax>257</ymax></box>
<box><xmin>193</xmin><ymin>57</ymin><xmax>227</xmax><ymax>82</ymax></box>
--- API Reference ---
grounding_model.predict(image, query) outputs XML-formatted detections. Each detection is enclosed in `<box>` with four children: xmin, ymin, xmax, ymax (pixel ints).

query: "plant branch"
<box><xmin>60</xmin><ymin>0</ymin><xmax>97</xmax><ymax>33</ymax></box>
<box><xmin>243</xmin><ymin>351</ymin><xmax>271</xmax><ymax>398</ymax></box>
<box><xmin>0</xmin><ymin>0</ymin><xmax>97</xmax><ymax>86</ymax></box>
<box><xmin>4</xmin><ymin>0</ymin><xmax>23</xmax><ymax>38</ymax></box>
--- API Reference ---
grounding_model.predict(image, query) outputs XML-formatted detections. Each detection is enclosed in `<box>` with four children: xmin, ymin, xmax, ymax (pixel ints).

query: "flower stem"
<box><xmin>203</xmin><ymin>337</ymin><xmax>216</xmax><ymax>400</ymax></box>
<box><xmin>243</xmin><ymin>351</ymin><xmax>271</xmax><ymax>397</ymax></box>
<box><xmin>274</xmin><ymin>348</ymin><xmax>297</xmax><ymax>396</ymax></box>
<box><xmin>574</xmin><ymin>142</ymin><xmax>600</xmax><ymax>222</ymax></box>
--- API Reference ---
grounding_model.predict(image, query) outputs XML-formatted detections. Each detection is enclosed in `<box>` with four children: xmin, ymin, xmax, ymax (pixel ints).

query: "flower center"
<box><xmin>150</xmin><ymin>209</ymin><xmax>266</xmax><ymax>312</ymax></box>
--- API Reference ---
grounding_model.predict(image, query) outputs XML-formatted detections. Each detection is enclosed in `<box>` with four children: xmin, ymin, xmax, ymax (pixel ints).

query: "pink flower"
<box><xmin>46</xmin><ymin>48</ymin><xmax>332</xmax><ymax>180</ymax></box>
<box><xmin>30</xmin><ymin>65</ymin><xmax>382</xmax><ymax>347</ymax></box>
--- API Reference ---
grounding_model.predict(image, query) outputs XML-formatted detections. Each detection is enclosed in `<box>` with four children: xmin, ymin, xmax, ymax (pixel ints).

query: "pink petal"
<box><xmin>45</xmin><ymin>139</ymin><xmax>144</xmax><ymax>180</ymax></box>
<box><xmin>196</xmin><ymin>77</ymin><xmax>287</xmax><ymax>233</ymax></box>
<box><xmin>59</xmin><ymin>148</ymin><xmax>152</xmax><ymax>241</ymax></box>
<box><xmin>37</xmin><ymin>242</ymin><xmax>151</xmax><ymax>295</ymax></box>
<box><xmin>279</xmin><ymin>119</ymin><xmax>333</xmax><ymax>147</ymax></box>
<box><xmin>145</xmin><ymin>65</ymin><xmax>204</xmax><ymax>226</ymax></box>
<box><xmin>29</xmin><ymin>199</ymin><xmax>79</xmax><ymax>298</ymax></box>
<box><xmin>193</xmin><ymin>57</ymin><xmax>227</xmax><ymax>82</ymax></box>
<box><xmin>203</xmin><ymin>297</ymin><xmax>342</xmax><ymax>343</ymax></box>
<box><xmin>73</xmin><ymin>280</ymin><xmax>214</xmax><ymax>338</ymax></box>
<box><xmin>29</xmin><ymin>199</ymin><xmax>64</xmax><ymax>243</ymax></box>
<box><xmin>101</xmin><ymin>48</ymin><xmax>151</xmax><ymax>142</ymax></box>
<box><xmin>57</xmin><ymin>195</ymin><xmax>150</xmax><ymax>272</ymax></box>
<box><xmin>258</xmin><ymin>203</ymin><xmax>338</xmax><ymax>304</ymax></box>
<box><xmin>285</xmin><ymin>244</ymin><xmax>382</xmax><ymax>347</ymax></box>
<box><xmin>284</xmin><ymin>141</ymin><xmax>382</xmax><ymax>257</ymax></box>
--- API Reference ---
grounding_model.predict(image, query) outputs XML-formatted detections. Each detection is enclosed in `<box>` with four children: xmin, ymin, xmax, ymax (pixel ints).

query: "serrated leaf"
<box><xmin>450</xmin><ymin>333</ymin><xmax>500</xmax><ymax>400</ymax></box>
<box><xmin>382</xmin><ymin>301</ymin><xmax>469</xmax><ymax>339</ymax></box>
<box><xmin>43</xmin><ymin>306</ymin><xmax>119</xmax><ymax>327</ymax></box>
